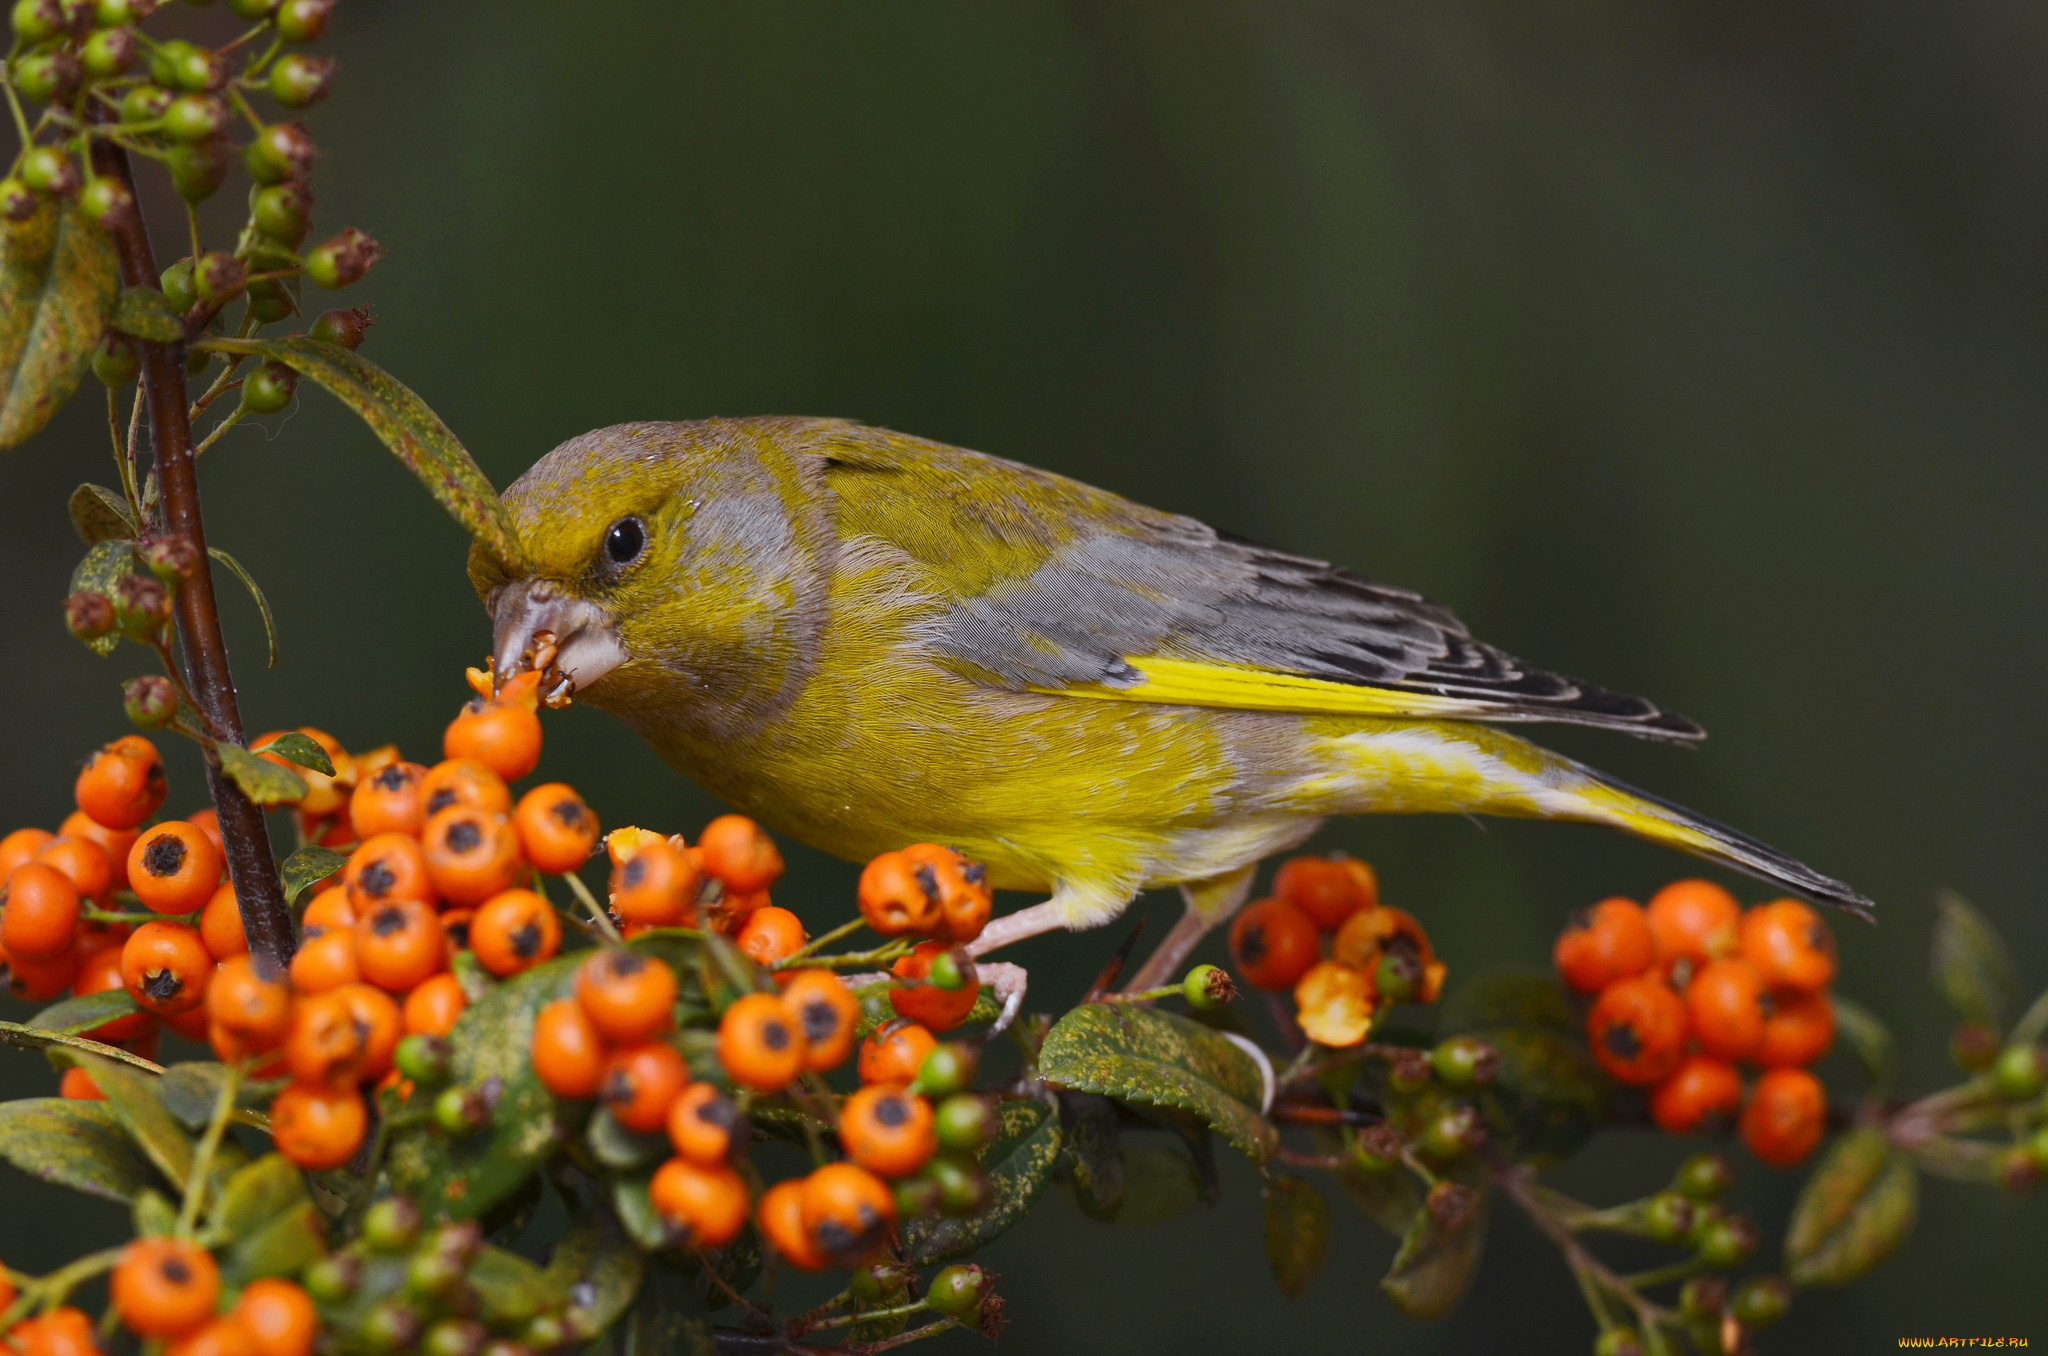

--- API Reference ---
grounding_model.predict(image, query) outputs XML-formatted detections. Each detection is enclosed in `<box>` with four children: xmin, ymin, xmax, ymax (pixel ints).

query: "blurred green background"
<box><xmin>5</xmin><ymin>0</ymin><xmax>2047</xmax><ymax>1349</ymax></box>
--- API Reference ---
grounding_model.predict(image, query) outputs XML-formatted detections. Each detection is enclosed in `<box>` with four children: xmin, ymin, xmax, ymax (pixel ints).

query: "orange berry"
<box><xmin>167</xmin><ymin>1318</ymin><xmax>255</xmax><ymax>1356</ymax></box>
<box><xmin>914</xmin><ymin>844</ymin><xmax>994</xmax><ymax>944</ymax></box>
<box><xmin>468</xmin><ymin>888</ymin><xmax>559</xmax><ymax>977</ymax></box>
<box><xmin>185</xmin><ymin>808</ymin><xmax>223</xmax><ymax>860</ymax></box>
<box><xmin>206</xmin><ymin>955</ymin><xmax>293</xmax><ymax>1047</ymax></box>
<box><xmin>1686</xmin><ymin>958</ymin><xmax>1767</xmax><ymax>1062</ymax></box>
<box><xmin>298</xmin><ymin>889</ymin><xmax>356</xmax><ymax>940</ymax></box>
<box><xmin>513</xmin><ymin>783</ymin><xmax>599</xmax><ymax>874</ymax></box>
<box><xmin>344</xmin><ymin>834</ymin><xmax>435</xmax><ymax>911</ymax></box>
<box><xmin>576</xmin><ymin>949</ymin><xmax>678</xmax><ymax>1042</ymax></box>
<box><xmin>437</xmin><ymin>907</ymin><xmax>474</xmax><ymax>960</ymax></box>
<box><xmin>402</xmin><ymin>972</ymin><xmax>468</xmax><ymax>1037</ymax></box>
<box><xmin>353</xmin><ymin>899</ymin><xmax>446</xmax><ymax>993</ymax></box>
<box><xmin>348</xmin><ymin>760</ymin><xmax>429</xmax><ymax>839</ymax></box>
<box><xmin>717</xmin><ymin>991</ymin><xmax>807</xmax><ymax>1091</ymax></box>
<box><xmin>74</xmin><ymin>945</ymin><xmax>155</xmax><ymax>1042</ymax></box>
<box><xmin>1587</xmin><ymin>975</ymin><xmax>1689</xmax><ymax>1086</ymax></box>
<box><xmin>1650</xmin><ymin>1056</ymin><xmax>1744</xmax><ymax>1135</ymax></box>
<box><xmin>443</xmin><ymin>696</ymin><xmax>543</xmax><ymax>783</ymax></box>
<box><xmin>1330</xmin><ymin>905</ymin><xmax>1446</xmax><ymax>1003</ymax></box>
<box><xmin>736</xmin><ymin>905</ymin><xmax>807</xmax><ymax>967</ymax></box>
<box><xmin>269</xmin><ymin>1082</ymin><xmax>367</xmax><ymax>1169</ymax></box>
<box><xmin>75</xmin><ymin>735</ymin><xmax>166</xmax><ymax>830</ymax></box>
<box><xmin>696</xmin><ymin>815</ymin><xmax>782</xmax><ymax>892</ymax></box>
<box><xmin>418</xmin><ymin>759</ymin><xmax>512</xmax><ymax>820</ymax></box>
<box><xmin>37</xmin><ymin>835</ymin><xmax>113</xmax><ymax>907</ymax></box>
<box><xmin>889</xmin><ymin>940</ymin><xmax>980</xmax><ymax>1032</ymax></box>
<box><xmin>1739</xmin><ymin>899</ymin><xmax>1836</xmax><ymax>992</ymax></box>
<box><xmin>601</xmin><ymin>1040</ymin><xmax>690</xmax><ymax>1133</ymax></box>
<box><xmin>666</xmin><ymin>1081</ymin><xmax>743</xmax><ymax>1165</ymax></box>
<box><xmin>756</xmin><ymin>1178</ymin><xmax>828</xmax><ymax>1270</ymax></box>
<box><xmin>127</xmin><ymin>822</ymin><xmax>223</xmax><ymax>916</ymax></box>
<box><xmin>839</xmin><ymin>1084</ymin><xmax>936</xmax><ymax>1178</ymax></box>
<box><xmin>1740</xmin><ymin>1067</ymin><xmax>1827</xmax><ymax>1167</ymax></box>
<box><xmin>798</xmin><ymin>1162</ymin><xmax>895</xmax><ymax>1264</ymax></box>
<box><xmin>287</xmin><ymin>929</ymin><xmax>360</xmax><ymax>994</ymax></box>
<box><xmin>532</xmin><ymin>997</ymin><xmax>607</xmax><ymax>1098</ymax></box>
<box><xmin>198</xmin><ymin>882</ymin><xmax>248</xmax><ymax>961</ymax></box>
<box><xmin>232</xmin><ymin>1279</ymin><xmax>317</xmax><ymax>1356</ymax></box>
<box><xmin>0</xmin><ymin>826</ymin><xmax>56</xmax><ymax>879</ymax></box>
<box><xmin>649</xmin><ymin>1156</ymin><xmax>750</xmax><ymax>1246</ymax></box>
<box><xmin>1293</xmin><ymin>960</ymin><xmax>1373</xmax><ymax>1047</ymax></box>
<box><xmin>59</xmin><ymin>811</ymin><xmax>140</xmax><ymax>892</ymax></box>
<box><xmin>420</xmin><ymin>806</ymin><xmax>523</xmax><ymax>906</ymax></box>
<box><xmin>780</xmin><ymin>967</ymin><xmax>859</xmax><ymax>1072</ymax></box>
<box><xmin>1553</xmin><ymin>897</ymin><xmax>1656</xmax><ymax>995</ymax></box>
<box><xmin>6</xmin><ymin>944</ymin><xmax>81</xmax><ymax>1002</ymax></box>
<box><xmin>1645</xmin><ymin>879</ymin><xmax>1742</xmax><ymax>969</ymax></box>
<box><xmin>163</xmin><ymin>1001</ymin><xmax>211</xmax><ymax>1043</ymax></box>
<box><xmin>858</xmin><ymin>1020</ymin><xmax>936</xmax><ymax>1086</ymax></box>
<box><xmin>332</xmin><ymin>982</ymin><xmax>402</xmax><ymax>1081</ymax></box>
<box><xmin>3</xmin><ymin>861</ymin><xmax>82</xmax><ymax>960</ymax></box>
<box><xmin>1228</xmin><ymin>897</ymin><xmax>1321</xmax><ymax>991</ymax></box>
<box><xmin>112</xmin><ymin>1236</ymin><xmax>220</xmax><ymax>1338</ymax></box>
<box><xmin>855</xmin><ymin>849</ymin><xmax>942</xmax><ymax>937</ymax></box>
<box><xmin>608</xmin><ymin>836</ymin><xmax>697</xmax><ymax>926</ymax></box>
<box><xmin>1755</xmin><ymin>987</ymin><xmax>1835</xmax><ymax>1068</ymax></box>
<box><xmin>60</xmin><ymin>1065</ymin><xmax>105</xmax><ymax>1099</ymax></box>
<box><xmin>1273</xmin><ymin>854</ymin><xmax>1378</xmax><ymax>930</ymax></box>
<box><xmin>285</xmin><ymin>990</ymin><xmax>368</xmax><ymax>1087</ymax></box>
<box><xmin>8</xmin><ymin>1308</ymin><xmax>100</xmax><ymax>1356</ymax></box>
<box><xmin>121</xmin><ymin>920</ymin><xmax>213</xmax><ymax>1015</ymax></box>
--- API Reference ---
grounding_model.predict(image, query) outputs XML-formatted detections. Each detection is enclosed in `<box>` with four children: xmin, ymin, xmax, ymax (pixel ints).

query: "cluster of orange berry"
<box><xmin>1225</xmin><ymin>854</ymin><xmax>1446</xmax><ymax>1046</ymax></box>
<box><xmin>4</xmin><ymin>1242</ymin><xmax>316</xmax><ymax>1356</ymax></box>
<box><xmin>1555</xmin><ymin>879</ymin><xmax>1839</xmax><ymax>1166</ymax></box>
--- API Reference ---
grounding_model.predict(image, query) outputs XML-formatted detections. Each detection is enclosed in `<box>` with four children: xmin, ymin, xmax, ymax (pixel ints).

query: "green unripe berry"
<box><xmin>394</xmin><ymin>1033</ymin><xmax>449</xmax><ymax>1085</ymax></box>
<box><xmin>92</xmin><ymin>332</ymin><xmax>141</xmax><ymax>386</ymax></box>
<box><xmin>153</xmin><ymin>39</ymin><xmax>224</xmax><ymax>91</ymax></box>
<box><xmin>20</xmin><ymin>146</ymin><xmax>78</xmax><ymax>196</ymax></box>
<box><xmin>362</xmin><ymin>1302</ymin><xmax>423</xmax><ymax>1355</ymax></box>
<box><xmin>80</xmin><ymin>26</ymin><xmax>137</xmax><ymax>77</ymax></box>
<box><xmin>1672</xmin><ymin>1152</ymin><xmax>1735</xmax><ymax>1201</ymax></box>
<box><xmin>167</xmin><ymin>139</ymin><xmax>229</xmax><ymax>203</ymax></box>
<box><xmin>925</xmin><ymin>1264</ymin><xmax>989</xmax><ymax>1319</ymax></box>
<box><xmin>434</xmin><ymin>1085</ymin><xmax>485</xmax><ymax>1137</ymax></box>
<box><xmin>300</xmin><ymin>1253</ymin><xmax>359</xmax><ymax>1303</ymax></box>
<box><xmin>304</xmin><ymin>226</ymin><xmax>380</xmax><ymax>288</ymax></box>
<box><xmin>11</xmin><ymin>51</ymin><xmax>80</xmax><ymax>104</ymax></box>
<box><xmin>123</xmin><ymin>675</ymin><xmax>178</xmax><ymax>728</ymax></box>
<box><xmin>246</xmin><ymin>277</ymin><xmax>293</xmax><ymax>325</ymax></box>
<box><xmin>1592</xmin><ymin>1330</ymin><xmax>1644</xmax><ymax>1356</ymax></box>
<box><xmin>309</xmin><ymin>306</ymin><xmax>371</xmax><ymax>349</ymax></box>
<box><xmin>1430</xmin><ymin>1035</ymin><xmax>1498</xmax><ymax>1089</ymax></box>
<box><xmin>404</xmin><ymin>1249</ymin><xmax>465</xmax><ymax>1301</ymax></box>
<box><xmin>245</xmin><ymin>120</ymin><xmax>316</xmax><ymax>184</ymax></box>
<box><xmin>913</xmin><ymin>1042</ymin><xmax>978</xmax><ymax>1098</ymax></box>
<box><xmin>1387</xmin><ymin>1048</ymin><xmax>1431</xmax><ymax>1095</ymax></box>
<box><xmin>362</xmin><ymin>1196</ymin><xmax>423</xmax><ymax>1253</ymax></box>
<box><xmin>193</xmin><ymin>250</ymin><xmax>246</xmax><ymax>306</ymax></box>
<box><xmin>848</xmin><ymin>1260</ymin><xmax>913</xmax><ymax>1305</ymax></box>
<box><xmin>64</xmin><ymin>591</ymin><xmax>115</xmax><ymax>643</ymax></box>
<box><xmin>2027</xmin><ymin>1124</ymin><xmax>2048</xmax><ymax>1173</ymax></box>
<box><xmin>479</xmin><ymin>1344</ymin><xmax>532</xmax><ymax>1356</ymax></box>
<box><xmin>520</xmin><ymin>1315</ymin><xmax>569</xmax><ymax>1352</ymax></box>
<box><xmin>933</xmin><ymin>1093</ymin><xmax>996</xmax><ymax>1154</ymax></box>
<box><xmin>1997</xmin><ymin>1144</ymin><xmax>2042</xmax><ymax>1193</ymax></box>
<box><xmin>268</xmin><ymin>51</ymin><xmax>333</xmax><ymax>108</ymax></box>
<box><xmin>78</xmin><ymin>176</ymin><xmax>133</xmax><ymax>229</ymax></box>
<box><xmin>1374</xmin><ymin>949</ymin><xmax>1420</xmax><ymax>1006</ymax></box>
<box><xmin>162</xmin><ymin>93</ymin><xmax>229</xmax><ymax>142</ymax></box>
<box><xmin>252</xmin><ymin>182</ymin><xmax>313</xmax><ymax>246</ymax></box>
<box><xmin>185</xmin><ymin>346</ymin><xmax>213</xmax><ymax>377</ymax></box>
<box><xmin>928</xmin><ymin>1154</ymin><xmax>991</xmax><ymax>1216</ymax></box>
<box><xmin>11</xmin><ymin>0</ymin><xmax>63</xmax><ymax>42</ymax></box>
<box><xmin>926</xmin><ymin>949</ymin><xmax>968</xmax><ymax>991</ymax></box>
<box><xmin>892</xmin><ymin>1171</ymin><xmax>943</xmax><ymax>1220</ymax></box>
<box><xmin>136</xmin><ymin>535</ymin><xmax>200</xmax><ymax>581</ymax></box>
<box><xmin>111</xmin><ymin>573</ymin><xmax>170</xmax><ymax>635</ymax></box>
<box><xmin>0</xmin><ymin>177</ymin><xmax>37</xmax><ymax>222</ymax></box>
<box><xmin>421</xmin><ymin>1320</ymin><xmax>486</xmax><ymax>1356</ymax></box>
<box><xmin>1992</xmin><ymin>1044</ymin><xmax>2047</xmax><ymax>1101</ymax></box>
<box><xmin>1639</xmin><ymin>1191</ymin><xmax>1694</xmax><ymax>1245</ymax></box>
<box><xmin>1694</xmin><ymin>1213</ymin><xmax>1758</xmax><ymax>1268</ymax></box>
<box><xmin>119</xmin><ymin>83</ymin><xmax>171</xmax><ymax>123</ymax></box>
<box><xmin>1728</xmin><ymin>1274</ymin><xmax>1792</xmax><ymax>1329</ymax></box>
<box><xmin>1418</xmin><ymin>1104</ymin><xmax>1484</xmax><ymax>1163</ymax></box>
<box><xmin>1677</xmin><ymin>1274</ymin><xmax>1727</xmax><ymax>1319</ymax></box>
<box><xmin>1351</xmin><ymin>1123</ymin><xmax>1402</xmax><ymax>1173</ymax></box>
<box><xmin>1182</xmin><ymin>963</ymin><xmax>1234</xmax><ymax>1009</ymax></box>
<box><xmin>94</xmin><ymin>0</ymin><xmax>150</xmax><ymax>24</ymax></box>
<box><xmin>273</xmin><ymin>0</ymin><xmax>329</xmax><ymax>41</ymax></box>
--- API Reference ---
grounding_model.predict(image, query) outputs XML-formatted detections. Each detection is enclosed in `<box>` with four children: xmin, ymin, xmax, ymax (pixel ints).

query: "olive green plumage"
<box><xmin>471</xmin><ymin>417</ymin><xmax>1868</xmax><ymax>943</ymax></box>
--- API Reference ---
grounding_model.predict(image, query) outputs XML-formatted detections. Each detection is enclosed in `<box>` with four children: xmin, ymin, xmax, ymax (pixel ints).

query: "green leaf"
<box><xmin>69</xmin><ymin>483</ymin><xmax>135</xmax><ymax>544</ymax></box>
<box><xmin>215</xmin><ymin>740</ymin><xmax>308</xmax><ymax>806</ymax></box>
<box><xmin>1930</xmin><ymin>891</ymin><xmax>2012</xmax><ymax>1030</ymax></box>
<box><xmin>1039</xmin><ymin>1003</ymin><xmax>1277</xmax><ymax>1162</ymax></box>
<box><xmin>1831</xmin><ymin>994</ymin><xmax>1896</xmax><ymax>1098</ymax></box>
<box><xmin>212</xmin><ymin>1153</ymin><xmax>308</xmax><ymax>1233</ymax></box>
<box><xmin>67</xmin><ymin>539</ymin><xmax>133</xmax><ymax>656</ymax></box>
<box><xmin>1332</xmin><ymin>1149</ymin><xmax>1423</xmax><ymax>1237</ymax></box>
<box><xmin>0</xmin><ymin>1097</ymin><xmax>158</xmax><ymax>1201</ymax></box>
<box><xmin>109</xmin><ymin>286</ymin><xmax>182</xmax><ymax>342</ymax></box>
<box><xmin>566</xmin><ymin>1225</ymin><xmax>646</xmax><ymax>1339</ymax></box>
<box><xmin>1381</xmin><ymin>1187</ymin><xmax>1488</xmax><ymax>1320</ymax></box>
<box><xmin>252</xmin><ymin>730</ymin><xmax>332</xmax><ymax>777</ymax></box>
<box><xmin>385</xmin><ymin>954</ymin><xmax>580</xmax><ymax>1220</ymax></box>
<box><xmin>1058</xmin><ymin>1091</ymin><xmax>1124</xmax><ymax>1219</ymax></box>
<box><xmin>904</xmin><ymin>1098</ymin><xmax>1062</xmax><ymax>1264</ymax></box>
<box><xmin>279</xmin><ymin>845</ymin><xmax>348</xmax><ymax>905</ymax></box>
<box><xmin>157</xmin><ymin>1062</ymin><xmax>274</xmax><ymax>1132</ymax></box>
<box><xmin>1104</xmin><ymin>1140</ymin><xmax>1207</xmax><ymax>1226</ymax></box>
<box><xmin>220</xmin><ymin>1200</ymin><xmax>326</xmax><ymax>1287</ymax></box>
<box><xmin>470</xmin><ymin>1245</ymin><xmax>559</xmax><ymax>1327</ymax></box>
<box><xmin>51</xmin><ymin>1050</ymin><xmax>194</xmax><ymax>1186</ymax></box>
<box><xmin>133</xmin><ymin>1188</ymin><xmax>178</xmax><ymax>1236</ymax></box>
<box><xmin>28</xmin><ymin>988</ymin><xmax>141</xmax><ymax>1037</ymax></box>
<box><xmin>1261</xmin><ymin>1176</ymin><xmax>1330</xmax><ymax>1297</ymax></box>
<box><xmin>1439</xmin><ymin>973</ymin><xmax>1608</xmax><ymax>1160</ymax></box>
<box><xmin>0</xmin><ymin>201</ymin><xmax>120</xmax><ymax>451</ymax></box>
<box><xmin>209</xmin><ymin>548</ymin><xmax>279</xmax><ymax>669</ymax></box>
<box><xmin>587</xmin><ymin>1109</ymin><xmax>668</xmax><ymax>1172</ymax></box>
<box><xmin>610</xmin><ymin>1172</ymin><xmax>669</xmax><ymax>1252</ymax></box>
<box><xmin>0</xmin><ymin>1019</ymin><xmax>164</xmax><ymax>1074</ymax></box>
<box><xmin>1786</xmin><ymin>1127</ymin><xmax>1917</xmax><ymax>1287</ymax></box>
<box><xmin>196</xmin><ymin>334</ymin><xmax>525</xmax><ymax>570</ymax></box>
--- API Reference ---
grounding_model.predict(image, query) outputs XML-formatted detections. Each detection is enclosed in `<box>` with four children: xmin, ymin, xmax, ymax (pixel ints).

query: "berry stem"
<box><xmin>87</xmin><ymin>135</ymin><xmax>298</xmax><ymax>972</ymax></box>
<box><xmin>556</xmin><ymin>870</ymin><xmax>622</xmax><ymax>944</ymax></box>
<box><xmin>782</xmin><ymin>915</ymin><xmax>865</xmax><ymax>962</ymax></box>
<box><xmin>176</xmin><ymin>1060</ymin><xmax>243</xmax><ymax>1237</ymax></box>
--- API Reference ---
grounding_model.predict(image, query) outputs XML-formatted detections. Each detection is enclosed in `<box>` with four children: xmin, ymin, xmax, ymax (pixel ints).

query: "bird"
<box><xmin>472</xmin><ymin>416</ymin><xmax>1869</xmax><ymax>989</ymax></box>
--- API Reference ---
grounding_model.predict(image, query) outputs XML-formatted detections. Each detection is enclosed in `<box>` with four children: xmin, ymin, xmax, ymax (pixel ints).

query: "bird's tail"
<box><xmin>1307</xmin><ymin>720</ymin><xmax>1873</xmax><ymax>919</ymax></box>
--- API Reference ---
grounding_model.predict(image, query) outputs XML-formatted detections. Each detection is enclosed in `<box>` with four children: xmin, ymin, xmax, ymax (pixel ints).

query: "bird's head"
<box><xmin>469</xmin><ymin>419</ymin><xmax>838</xmax><ymax>737</ymax></box>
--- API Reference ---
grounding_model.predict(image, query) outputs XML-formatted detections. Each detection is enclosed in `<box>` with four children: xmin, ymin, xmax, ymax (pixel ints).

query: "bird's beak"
<box><xmin>490</xmin><ymin>580</ymin><xmax>629</xmax><ymax>696</ymax></box>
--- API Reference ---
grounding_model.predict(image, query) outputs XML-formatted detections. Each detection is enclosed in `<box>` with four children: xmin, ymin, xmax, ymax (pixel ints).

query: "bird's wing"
<box><xmin>816</xmin><ymin>426</ymin><xmax>1704</xmax><ymax>742</ymax></box>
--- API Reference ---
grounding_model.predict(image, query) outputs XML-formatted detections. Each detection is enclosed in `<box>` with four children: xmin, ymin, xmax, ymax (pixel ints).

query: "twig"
<box><xmin>784</xmin><ymin>917</ymin><xmax>865</xmax><ymax>963</ymax></box>
<box><xmin>1494</xmin><ymin>1160</ymin><xmax>1672</xmax><ymax>1336</ymax></box>
<box><xmin>176</xmin><ymin>1061</ymin><xmax>242</xmax><ymax>1236</ymax></box>
<box><xmin>559</xmin><ymin>870</ymin><xmax>622</xmax><ymax>944</ymax></box>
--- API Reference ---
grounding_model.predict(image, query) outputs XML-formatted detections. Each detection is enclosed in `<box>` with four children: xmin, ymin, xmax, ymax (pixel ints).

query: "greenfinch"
<box><xmin>472</xmin><ymin>418</ymin><xmax>1867</xmax><ymax>981</ymax></box>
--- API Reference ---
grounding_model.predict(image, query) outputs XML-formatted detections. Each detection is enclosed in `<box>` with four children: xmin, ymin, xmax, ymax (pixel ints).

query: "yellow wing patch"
<box><xmin>1034</xmin><ymin>655</ymin><xmax>1497</xmax><ymax>720</ymax></box>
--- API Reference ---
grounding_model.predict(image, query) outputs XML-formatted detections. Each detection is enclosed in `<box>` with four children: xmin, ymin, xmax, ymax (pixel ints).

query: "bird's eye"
<box><xmin>603</xmin><ymin>516</ymin><xmax>646</xmax><ymax>566</ymax></box>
